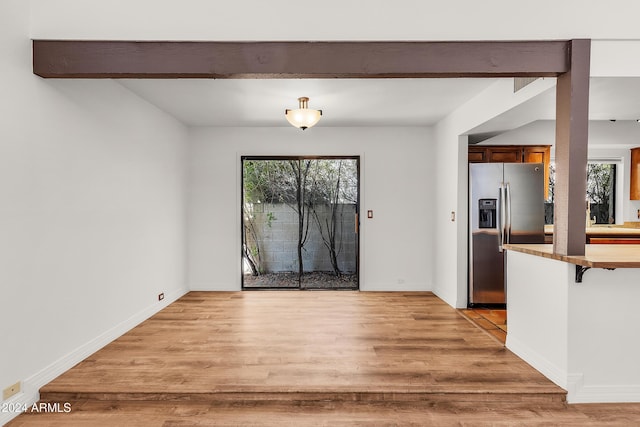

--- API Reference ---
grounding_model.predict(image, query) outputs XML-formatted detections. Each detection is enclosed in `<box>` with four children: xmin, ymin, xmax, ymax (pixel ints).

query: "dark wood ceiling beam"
<box><xmin>32</xmin><ymin>40</ymin><xmax>570</xmax><ymax>79</ymax></box>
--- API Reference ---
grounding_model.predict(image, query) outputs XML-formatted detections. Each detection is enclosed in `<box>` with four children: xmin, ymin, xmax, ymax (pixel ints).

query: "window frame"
<box><xmin>547</xmin><ymin>157</ymin><xmax>622</xmax><ymax>225</ymax></box>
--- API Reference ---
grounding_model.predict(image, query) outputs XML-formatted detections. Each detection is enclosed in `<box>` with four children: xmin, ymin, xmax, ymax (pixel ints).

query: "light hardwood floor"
<box><xmin>460</xmin><ymin>308</ymin><xmax>508</xmax><ymax>344</ymax></box>
<box><xmin>8</xmin><ymin>291</ymin><xmax>640</xmax><ymax>426</ymax></box>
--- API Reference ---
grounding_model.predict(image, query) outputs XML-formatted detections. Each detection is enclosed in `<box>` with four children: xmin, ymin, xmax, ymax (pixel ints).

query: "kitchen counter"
<box><xmin>543</xmin><ymin>225</ymin><xmax>640</xmax><ymax>244</ymax></box>
<box><xmin>544</xmin><ymin>224</ymin><xmax>640</xmax><ymax>236</ymax></box>
<box><xmin>503</xmin><ymin>244</ymin><xmax>640</xmax><ymax>403</ymax></box>
<box><xmin>503</xmin><ymin>243</ymin><xmax>640</xmax><ymax>268</ymax></box>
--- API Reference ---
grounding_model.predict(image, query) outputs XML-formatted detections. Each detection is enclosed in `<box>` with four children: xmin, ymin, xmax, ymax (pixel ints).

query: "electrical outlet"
<box><xmin>3</xmin><ymin>381</ymin><xmax>21</xmax><ymax>400</ymax></box>
<box><xmin>637</xmin><ymin>209</ymin><xmax>640</xmax><ymax>219</ymax></box>
<box><xmin>158</xmin><ymin>292</ymin><xmax>165</xmax><ymax>301</ymax></box>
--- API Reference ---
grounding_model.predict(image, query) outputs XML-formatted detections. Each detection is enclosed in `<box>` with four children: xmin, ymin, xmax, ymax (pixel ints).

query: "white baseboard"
<box><xmin>506</xmin><ymin>338</ymin><xmax>640</xmax><ymax>403</ymax></box>
<box><xmin>360</xmin><ymin>282</ymin><xmax>432</xmax><ymax>292</ymax></box>
<box><xmin>189</xmin><ymin>281</ymin><xmax>240</xmax><ymax>291</ymax></box>
<box><xmin>506</xmin><ymin>335</ymin><xmax>568</xmax><ymax>390</ymax></box>
<box><xmin>189</xmin><ymin>282</ymin><xmax>432</xmax><ymax>292</ymax></box>
<box><xmin>567</xmin><ymin>373</ymin><xmax>640</xmax><ymax>403</ymax></box>
<box><xmin>0</xmin><ymin>286</ymin><xmax>188</xmax><ymax>426</ymax></box>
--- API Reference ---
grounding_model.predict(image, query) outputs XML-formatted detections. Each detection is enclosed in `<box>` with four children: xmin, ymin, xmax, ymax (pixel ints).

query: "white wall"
<box><xmin>29</xmin><ymin>1</ymin><xmax>640</xmax><ymax>41</ymax></box>
<box><xmin>506</xmin><ymin>252</ymin><xmax>570</xmax><ymax>389</ymax></box>
<box><xmin>187</xmin><ymin>127</ymin><xmax>434</xmax><ymax>291</ymax></box>
<box><xmin>568</xmin><ymin>267</ymin><xmax>640</xmax><ymax>402</ymax></box>
<box><xmin>433</xmin><ymin>79</ymin><xmax>556</xmax><ymax>308</ymax></box>
<box><xmin>592</xmin><ymin>40</ymin><xmax>640</xmax><ymax>77</ymax></box>
<box><xmin>0</xmin><ymin>1</ymin><xmax>188</xmax><ymax>421</ymax></box>
<box><xmin>506</xmin><ymin>251</ymin><xmax>640</xmax><ymax>403</ymax></box>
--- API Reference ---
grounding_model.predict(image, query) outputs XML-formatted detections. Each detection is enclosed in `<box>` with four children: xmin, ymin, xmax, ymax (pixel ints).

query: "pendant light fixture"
<box><xmin>285</xmin><ymin>97</ymin><xmax>322</xmax><ymax>130</ymax></box>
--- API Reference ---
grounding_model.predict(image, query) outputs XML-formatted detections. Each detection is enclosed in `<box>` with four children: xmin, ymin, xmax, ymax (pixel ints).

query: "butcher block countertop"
<box><xmin>544</xmin><ymin>225</ymin><xmax>640</xmax><ymax>236</ymax></box>
<box><xmin>503</xmin><ymin>244</ymin><xmax>640</xmax><ymax>269</ymax></box>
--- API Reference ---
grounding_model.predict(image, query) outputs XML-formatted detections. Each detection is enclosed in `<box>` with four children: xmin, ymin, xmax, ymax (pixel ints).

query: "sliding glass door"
<box><xmin>242</xmin><ymin>156</ymin><xmax>359</xmax><ymax>290</ymax></box>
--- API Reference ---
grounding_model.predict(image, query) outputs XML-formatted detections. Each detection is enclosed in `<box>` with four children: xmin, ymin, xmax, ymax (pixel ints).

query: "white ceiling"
<box><xmin>118</xmin><ymin>78</ymin><xmax>502</xmax><ymax>127</ymax></box>
<box><xmin>481</xmin><ymin>120</ymin><xmax>640</xmax><ymax>149</ymax></box>
<box><xmin>471</xmin><ymin>77</ymin><xmax>640</xmax><ymax>137</ymax></box>
<box><xmin>118</xmin><ymin>77</ymin><xmax>640</xmax><ymax>134</ymax></box>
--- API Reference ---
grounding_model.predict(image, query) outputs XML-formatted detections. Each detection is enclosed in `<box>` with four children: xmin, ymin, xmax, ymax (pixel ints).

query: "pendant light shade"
<box><xmin>285</xmin><ymin>97</ymin><xmax>322</xmax><ymax>130</ymax></box>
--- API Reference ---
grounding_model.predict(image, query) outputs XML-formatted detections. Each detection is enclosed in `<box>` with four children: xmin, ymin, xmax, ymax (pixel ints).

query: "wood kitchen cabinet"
<box><xmin>488</xmin><ymin>146</ymin><xmax>523</xmax><ymax>163</ymax></box>
<box><xmin>468</xmin><ymin>146</ymin><xmax>522</xmax><ymax>163</ymax></box>
<box><xmin>467</xmin><ymin>148</ymin><xmax>488</xmax><ymax>163</ymax></box>
<box><xmin>469</xmin><ymin>145</ymin><xmax>551</xmax><ymax>198</ymax></box>
<box><xmin>631</xmin><ymin>147</ymin><xmax>640</xmax><ymax>200</ymax></box>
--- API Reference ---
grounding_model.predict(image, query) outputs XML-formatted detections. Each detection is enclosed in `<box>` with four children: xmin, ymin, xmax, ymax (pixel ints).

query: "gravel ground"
<box><xmin>243</xmin><ymin>271</ymin><xmax>358</xmax><ymax>289</ymax></box>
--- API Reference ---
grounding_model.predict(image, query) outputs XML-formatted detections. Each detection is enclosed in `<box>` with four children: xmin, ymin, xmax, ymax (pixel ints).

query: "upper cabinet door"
<box><xmin>468</xmin><ymin>147</ymin><xmax>487</xmax><ymax>163</ymax></box>
<box><xmin>487</xmin><ymin>147</ymin><xmax>522</xmax><ymax>163</ymax></box>
<box><xmin>523</xmin><ymin>146</ymin><xmax>550</xmax><ymax>164</ymax></box>
<box><xmin>469</xmin><ymin>146</ymin><xmax>523</xmax><ymax>163</ymax></box>
<box><xmin>631</xmin><ymin>147</ymin><xmax>640</xmax><ymax>200</ymax></box>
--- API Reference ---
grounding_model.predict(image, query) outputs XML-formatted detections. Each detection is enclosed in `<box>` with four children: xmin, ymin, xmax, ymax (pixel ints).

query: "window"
<box><xmin>545</xmin><ymin>161</ymin><xmax>618</xmax><ymax>225</ymax></box>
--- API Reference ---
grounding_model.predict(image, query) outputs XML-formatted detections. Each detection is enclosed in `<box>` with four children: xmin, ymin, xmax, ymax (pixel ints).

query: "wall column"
<box><xmin>553</xmin><ymin>39</ymin><xmax>591</xmax><ymax>256</ymax></box>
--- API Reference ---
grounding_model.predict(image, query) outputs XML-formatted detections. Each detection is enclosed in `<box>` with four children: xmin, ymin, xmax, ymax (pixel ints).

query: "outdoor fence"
<box><xmin>246</xmin><ymin>202</ymin><xmax>357</xmax><ymax>274</ymax></box>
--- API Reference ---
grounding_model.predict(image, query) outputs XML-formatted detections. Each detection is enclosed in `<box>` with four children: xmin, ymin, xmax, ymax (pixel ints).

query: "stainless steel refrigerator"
<box><xmin>468</xmin><ymin>163</ymin><xmax>545</xmax><ymax>306</ymax></box>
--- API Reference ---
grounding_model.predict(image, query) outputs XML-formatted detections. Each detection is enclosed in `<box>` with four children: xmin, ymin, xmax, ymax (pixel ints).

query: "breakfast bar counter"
<box><xmin>544</xmin><ymin>225</ymin><xmax>640</xmax><ymax>244</ymax></box>
<box><xmin>504</xmin><ymin>243</ymin><xmax>640</xmax><ymax>269</ymax></box>
<box><xmin>502</xmin><ymin>243</ymin><xmax>640</xmax><ymax>404</ymax></box>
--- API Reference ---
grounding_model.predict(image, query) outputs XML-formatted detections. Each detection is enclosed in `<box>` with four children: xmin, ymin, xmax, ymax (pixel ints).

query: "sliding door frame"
<box><xmin>241</xmin><ymin>155</ymin><xmax>361</xmax><ymax>290</ymax></box>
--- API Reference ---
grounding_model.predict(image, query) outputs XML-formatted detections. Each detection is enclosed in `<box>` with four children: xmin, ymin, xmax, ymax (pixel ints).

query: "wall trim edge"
<box><xmin>568</xmin><ymin>373</ymin><xmax>640</xmax><ymax>403</ymax></box>
<box><xmin>506</xmin><ymin>335</ymin><xmax>568</xmax><ymax>390</ymax></box>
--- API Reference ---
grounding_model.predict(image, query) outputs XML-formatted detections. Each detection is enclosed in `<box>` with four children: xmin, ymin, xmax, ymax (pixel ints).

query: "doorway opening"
<box><xmin>241</xmin><ymin>156</ymin><xmax>360</xmax><ymax>290</ymax></box>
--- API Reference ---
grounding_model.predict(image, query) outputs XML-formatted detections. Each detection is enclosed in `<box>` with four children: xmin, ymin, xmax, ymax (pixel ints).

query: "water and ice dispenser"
<box><xmin>478</xmin><ymin>199</ymin><xmax>497</xmax><ymax>229</ymax></box>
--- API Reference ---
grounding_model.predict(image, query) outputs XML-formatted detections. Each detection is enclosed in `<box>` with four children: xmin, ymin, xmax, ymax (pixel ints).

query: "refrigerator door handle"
<box><xmin>498</xmin><ymin>183</ymin><xmax>505</xmax><ymax>252</ymax></box>
<box><xmin>505</xmin><ymin>182</ymin><xmax>512</xmax><ymax>244</ymax></box>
